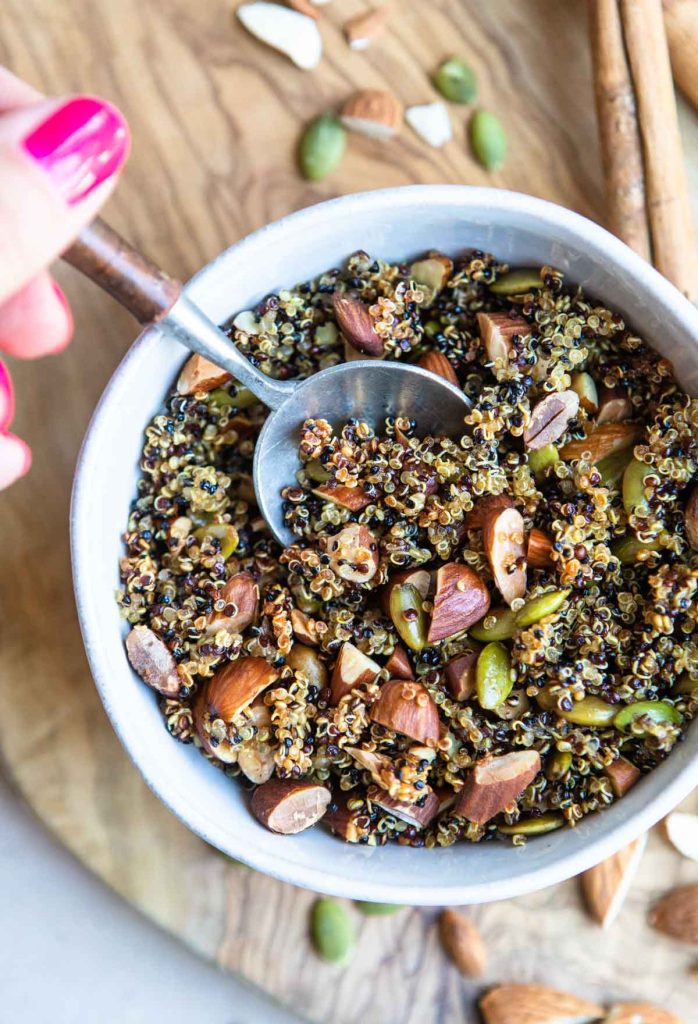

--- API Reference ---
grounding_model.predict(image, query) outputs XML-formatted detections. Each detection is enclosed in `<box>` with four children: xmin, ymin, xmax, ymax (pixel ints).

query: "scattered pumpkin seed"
<box><xmin>355</xmin><ymin>901</ymin><xmax>404</xmax><ymax>916</ymax></box>
<box><xmin>193</xmin><ymin>522</ymin><xmax>238</xmax><ymax>560</ymax></box>
<box><xmin>622</xmin><ymin>457</ymin><xmax>654</xmax><ymax>518</ymax></box>
<box><xmin>614</xmin><ymin>700</ymin><xmax>683</xmax><ymax>733</ymax></box>
<box><xmin>597</xmin><ymin>445</ymin><xmax>634</xmax><ymax>487</ymax></box>
<box><xmin>545</xmin><ymin>750</ymin><xmax>573</xmax><ymax>781</ymax></box>
<box><xmin>498</xmin><ymin>812</ymin><xmax>565</xmax><ymax>836</ymax></box>
<box><xmin>315</xmin><ymin>322</ymin><xmax>338</xmax><ymax>348</ymax></box>
<box><xmin>469</xmin><ymin>110</ymin><xmax>507</xmax><ymax>170</ymax></box>
<box><xmin>209</xmin><ymin>385</ymin><xmax>256</xmax><ymax>410</ymax></box>
<box><xmin>489</xmin><ymin>268</ymin><xmax>542</xmax><ymax>295</ymax></box>
<box><xmin>433</xmin><ymin>56</ymin><xmax>477</xmax><ymax>104</ymax></box>
<box><xmin>611</xmin><ymin>534</ymin><xmax>660</xmax><ymax>564</ymax></box>
<box><xmin>674</xmin><ymin>673</ymin><xmax>698</xmax><ymax>695</ymax></box>
<box><xmin>311</xmin><ymin>898</ymin><xmax>355</xmax><ymax>964</ymax></box>
<box><xmin>527</xmin><ymin>443</ymin><xmax>560</xmax><ymax>481</ymax></box>
<box><xmin>469</xmin><ymin>606</ymin><xmax>517</xmax><ymax>642</ymax></box>
<box><xmin>536</xmin><ymin>689</ymin><xmax>617</xmax><ymax>726</ymax></box>
<box><xmin>304</xmin><ymin>459</ymin><xmax>332</xmax><ymax>483</ymax></box>
<box><xmin>389</xmin><ymin>582</ymin><xmax>428</xmax><ymax>652</ymax></box>
<box><xmin>476</xmin><ymin>641</ymin><xmax>513</xmax><ymax>710</ymax></box>
<box><xmin>300</xmin><ymin>114</ymin><xmax>347</xmax><ymax>181</ymax></box>
<box><xmin>514</xmin><ymin>589</ymin><xmax>570</xmax><ymax>628</ymax></box>
<box><xmin>424</xmin><ymin>319</ymin><xmax>441</xmax><ymax>338</ymax></box>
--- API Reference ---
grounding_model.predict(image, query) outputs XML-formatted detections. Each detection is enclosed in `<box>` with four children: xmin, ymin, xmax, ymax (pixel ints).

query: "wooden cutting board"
<box><xmin>1</xmin><ymin>1</ymin><xmax>696</xmax><ymax>1020</ymax></box>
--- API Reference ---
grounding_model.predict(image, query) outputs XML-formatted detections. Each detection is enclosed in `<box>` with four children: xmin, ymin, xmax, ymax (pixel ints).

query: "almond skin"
<box><xmin>483</xmin><ymin>506</ymin><xmax>527</xmax><ymax>606</ymax></box>
<box><xmin>367</xmin><ymin>784</ymin><xmax>441</xmax><ymax>828</ymax></box>
<box><xmin>323</xmin><ymin>794</ymin><xmax>363</xmax><ymax>842</ymax></box>
<box><xmin>649</xmin><ymin>884</ymin><xmax>698</xmax><ymax>943</ymax></box>
<box><xmin>326</xmin><ymin>523</ymin><xmax>380</xmax><ymax>583</ymax></box>
<box><xmin>417</xmin><ymin>351</ymin><xmax>459</xmax><ymax>386</ymax></box>
<box><xmin>369</xmin><ymin>678</ymin><xmax>439</xmax><ymax>743</ymax></box>
<box><xmin>340</xmin><ymin>89</ymin><xmax>403</xmax><ymax>139</ymax></box>
<box><xmin>444</xmin><ymin>648</ymin><xmax>480</xmax><ymax>701</ymax></box>
<box><xmin>290</xmin><ymin>608</ymin><xmax>323</xmax><ymax>646</ymax></box>
<box><xmin>384</xmin><ymin>644</ymin><xmax>414</xmax><ymax>680</ymax></box>
<box><xmin>527</xmin><ymin>527</ymin><xmax>554</xmax><ymax>570</ymax></box>
<box><xmin>126</xmin><ymin>625</ymin><xmax>182</xmax><ymax>697</ymax></box>
<box><xmin>582</xmin><ymin>836</ymin><xmax>647</xmax><ymax>929</ymax></box>
<box><xmin>344</xmin><ymin>7</ymin><xmax>387</xmax><ymax>48</ymax></box>
<box><xmin>685</xmin><ymin>485</ymin><xmax>698</xmax><ymax>551</ymax></box>
<box><xmin>332</xmin><ymin>291</ymin><xmax>384</xmax><ymax>356</ymax></box>
<box><xmin>287</xmin><ymin>0</ymin><xmax>317</xmax><ymax>17</ymax></box>
<box><xmin>477</xmin><ymin>311</ymin><xmax>527</xmax><ymax>367</ymax></box>
<box><xmin>604</xmin><ymin>756</ymin><xmax>641</xmax><ymax>797</ymax></box>
<box><xmin>606</xmin><ymin>1004</ymin><xmax>682</xmax><ymax>1024</ymax></box>
<box><xmin>201</xmin><ymin>657</ymin><xmax>279</xmax><ymax>726</ymax></box>
<box><xmin>439</xmin><ymin>909</ymin><xmax>486</xmax><ymax>978</ymax></box>
<box><xmin>463</xmin><ymin>493</ymin><xmax>514</xmax><ymax>530</ymax></box>
<box><xmin>456</xmin><ymin>750</ymin><xmax>541</xmax><ymax>824</ymax></box>
<box><xmin>596</xmin><ymin>386</ymin><xmax>632</xmax><ymax>425</ymax></box>
<box><xmin>177</xmin><ymin>354</ymin><xmax>231</xmax><ymax>395</ymax></box>
<box><xmin>524</xmin><ymin>390</ymin><xmax>580</xmax><ymax>450</ymax></box>
<box><xmin>560</xmin><ymin>421</ymin><xmax>640</xmax><ymax>462</ymax></box>
<box><xmin>330</xmin><ymin>641</ymin><xmax>381</xmax><ymax>705</ymax></box>
<box><xmin>313</xmin><ymin>482</ymin><xmax>373</xmax><ymax>511</ymax></box>
<box><xmin>479</xmin><ymin>984</ymin><xmax>604</xmax><ymax>1024</ymax></box>
<box><xmin>251</xmin><ymin>779</ymin><xmax>331</xmax><ymax>834</ymax></box>
<box><xmin>206</xmin><ymin>571</ymin><xmax>259</xmax><ymax>634</ymax></box>
<box><xmin>428</xmin><ymin>563</ymin><xmax>491</xmax><ymax>642</ymax></box>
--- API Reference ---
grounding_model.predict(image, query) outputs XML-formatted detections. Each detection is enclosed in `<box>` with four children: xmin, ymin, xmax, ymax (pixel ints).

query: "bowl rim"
<box><xmin>71</xmin><ymin>184</ymin><xmax>698</xmax><ymax>904</ymax></box>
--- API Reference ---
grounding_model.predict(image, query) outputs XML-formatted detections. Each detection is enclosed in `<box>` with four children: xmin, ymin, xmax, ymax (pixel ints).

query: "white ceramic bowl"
<box><xmin>72</xmin><ymin>186</ymin><xmax>698</xmax><ymax>905</ymax></box>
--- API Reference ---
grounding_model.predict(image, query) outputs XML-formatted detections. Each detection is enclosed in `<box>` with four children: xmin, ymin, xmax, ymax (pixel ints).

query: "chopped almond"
<box><xmin>177</xmin><ymin>354</ymin><xmax>230</xmax><ymax>396</ymax></box>
<box><xmin>330</xmin><ymin>642</ymin><xmax>381</xmax><ymax>705</ymax></box>
<box><xmin>367</xmin><ymin>784</ymin><xmax>441</xmax><ymax>828</ymax></box>
<box><xmin>597</xmin><ymin>386</ymin><xmax>632</xmax><ymax>425</ymax></box>
<box><xmin>456</xmin><ymin>750</ymin><xmax>541</xmax><ymax>824</ymax></box>
<box><xmin>527</xmin><ymin>527</ymin><xmax>554</xmax><ymax>570</ymax></box>
<box><xmin>341</xmin><ymin>89</ymin><xmax>403</xmax><ymax>140</ymax></box>
<box><xmin>582</xmin><ymin>836</ymin><xmax>647</xmax><ymax>928</ymax></box>
<box><xmin>476</xmin><ymin>311</ymin><xmax>528</xmax><ymax>368</ymax></box>
<box><xmin>290</xmin><ymin>608</ymin><xmax>323</xmax><ymax>646</ymax></box>
<box><xmin>604</xmin><ymin>756</ymin><xmax>641</xmax><ymax>797</ymax></box>
<box><xmin>384</xmin><ymin>644</ymin><xmax>414</xmax><ymax>680</ymax></box>
<box><xmin>560</xmin><ymin>421</ymin><xmax>639</xmax><ymax>462</ymax></box>
<box><xmin>428</xmin><ymin>563</ymin><xmax>491</xmax><ymax>642</ymax></box>
<box><xmin>206</xmin><ymin>571</ymin><xmax>259</xmax><ymax>634</ymax></box>
<box><xmin>370</xmin><ymin>678</ymin><xmax>439</xmax><ymax>743</ymax></box>
<box><xmin>126</xmin><ymin>625</ymin><xmax>181</xmax><ymax>697</ymax></box>
<box><xmin>326</xmin><ymin>523</ymin><xmax>380</xmax><ymax>584</ymax></box>
<box><xmin>462</xmin><ymin>493</ymin><xmax>514</xmax><ymax>530</ymax></box>
<box><xmin>313</xmin><ymin>482</ymin><xmax>373</xmax><ymax>511</ymax></box>
<box><xmin>444</xmin><ymin>649</ymin><xmax>479</xmax><ymax>701</ymax></box>
<box><xmin>380</xmin><ymin>566</ymin><xmax>431</xmax><ymax>615</ymax></box>
<box><xmin>251</xmin><ymin>779</ymin><xmax>330</xmax><ymax>834</ymax></box>
<box><xmin>344</xmin><ymin>7</ymin><xmax>387</xmax><ymax>49</ymax></box>
<box><xmin>483</xmin><ymin>506</ymin><xmax>527</xmax><ymax>605</ymax></box>
<box><xmin>524</xmin><ymin>391</ymin><xmax>580</xmax><ymax>450</ymax></box>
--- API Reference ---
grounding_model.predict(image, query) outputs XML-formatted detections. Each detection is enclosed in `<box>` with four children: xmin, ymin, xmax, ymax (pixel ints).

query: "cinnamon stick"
<box><xmin>662</xmin><ymin>0</ymin><xmax>698</xmax><ymax>112</ymax></box>
<box><xmin>589</xmin><ymin>0</ymin><xmax>651</xmax><ymax>259</ymax></box>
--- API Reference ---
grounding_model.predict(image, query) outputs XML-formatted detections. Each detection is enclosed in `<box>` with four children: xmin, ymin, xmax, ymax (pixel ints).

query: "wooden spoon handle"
<box><xmin>63</xmin><ymin>218</ymin><xmax>182</xmax><ymax>324</ymax></box>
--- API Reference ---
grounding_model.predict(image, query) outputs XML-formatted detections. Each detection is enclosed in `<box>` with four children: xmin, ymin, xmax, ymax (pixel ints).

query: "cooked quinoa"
<box><xmin>119</xmin><ymin>249</ymin><xmax>698</xmax><ymax>847</ymax></box>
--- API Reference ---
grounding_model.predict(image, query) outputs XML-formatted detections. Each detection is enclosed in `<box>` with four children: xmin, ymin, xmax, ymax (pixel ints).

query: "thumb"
<box><xmin>0</xmin><ymin>95</ymin><xmax>129</xmax><ymax>305</ymax></box>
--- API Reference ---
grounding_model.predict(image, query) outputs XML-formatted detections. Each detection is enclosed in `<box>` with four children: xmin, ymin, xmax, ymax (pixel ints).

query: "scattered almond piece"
<box><xmin>313</xmin><ymin>482</ymin><xmax>373</xmax><ymax>511</ymax></box>
<box><xmin>559</xmin><ymin>422</ymin><xmax>640</xmax><ymax>462</ymax></box>
<box><xmin>596</xmin><ymin>386</ymin><xmax>632</xmax><ymax>424</ymax></box>
<box><xmin>581</xmin><ymin>835</ymin><xmax>647</xmax><ymax>929</ymax></box>
<box><xmin>444</xmin><ymin>648</ymin><xmax>480</xmax><ymax>701</ymax></box>
<box><xmin>603</xmin><ymin>756</ymin><xmax>641</xmax><ymax>798</ymax></box>
<box><xmin>477</xmin><ymin>311</ymin><xmax>528</xmax><ymax>369</ymax></box>
<box><xmin>428</xmin><ymin>563</ymin><xmax>491</xmax><ymax>642</ymax></box>
<box><xmin>417</xmin><ymin>351</ymin><xmax>459</xmax><ymax>386</ymax></box>
<box><xmin>410</xmin><ymin>253</ymin><xmax>453</xmax><ymax>292</ymax></box>
<box><xmin>665</xmin><ymin>811</ymin><xmax>698</xmax><ymax>862</ymax></box>
<box><xmin>251</xmin><ymin>778</ymin><xmax>330</xmax><ymax>834</ymax></box>
<box><xmin>236</xmin><ymin>702</ymin><xmax>275</xmax><ymax>784</ymax></box>
<box><xmin>463</xmin><ymin>493</ymin><xmax>515</xmax><ymax>531</ymax></box>
<box><xmin>685</xmin><ymin>486</ymin><xmax>698</xmax><ymax>551</ymax></box>
<box><xmin>483</xmin><ymin>506</ymin><xmax>527</xmax><ymax>605</ymax></box>
<box><xmin>345</xmin><ymin>744</ymin><xmax>394</xmax><ymax>786</ymax></box>
<box><xmin>326</xmin><ymin>523</ymin><xmax>380</xmax><ymax>583</ymax></box>
<box><xmin>344</xmin><ymin>7</ymin><xmax>387</xmax><ymax>49</ymax></box>
<box><xmin>206</xmin><ymin>571</ymin><xmax>259</xmax><ymax>634</ymax></box>
<box><xmin>367</xmin><ymin>784</ymin><xmax>441</xmax><ymax>828</ymax></box>
<box><xmin>439</xmin><ymin>908</ymin><xmax>486</xmax><ymax>977</ymax></box>
<box><xmin>406</xmin><ymin>102</ymin><xmax>453</xmax><ymax>147</ymax></box>
<box><xmin>236</xmin><ymin>2</ymin><xmax>322</xmax><ymax>70</ymax></box>
<box><xmin>527</xmin><ymin>527</ymin><xmax>555</xmax><ymax>570</ymax></box>
<box><xmin>341</xmin><ymin>89</ymin><xmax>403</xmax><ymax>139</ymax></box>
<box><xmin>649</xmin><ymin>884</ymin><xmax>698</xmax><ymax>943</ymax></box>
<box><xmin>323</xmin><ymin>795</ymin><xmax>363</xmax><ymax>843</ymax></box>
<box><xmin>290</xmin><ymin>608</ymin><xmax>323</xmax><ymax>646</ymax></box>
<box><xmin>456</xmin><ymin>750</ymin><xmax>541</xmax><ymax>824</ymax></box>
<box><xmin>384</xmin><ymin>644</ymin><xmax>414</xmax><ymax>680</ymax></box>
<box><xmin>370</xmin><ymin>678</ymin><xmax>439</xmax><ymax>743</ymax></box>
<box><xmin>125</xmin><ymin>625</ymin><xmax>182</xmax><ymax>697</ymax></box>
<box><xmin>332</xmin><ymin>291</ymin><xmax>384</xmax><ymax>356</ymax></box>
<box><xmin>195</xmin><ymin>656</ymin><xmax>279</xmax><ymax>761</ymax></box>
<box><xmin>177</xmin><ymin>353</ymin><xmax>231</xmax><ymax>395</ymax></box>
<box><xmin>479</xmin><ymin>984</ymin><xmax>604</xmax><ymax>1024</ymax></box>
<box><xmin>524</xmin><ymin>390</ymin><xmax>580</xmax><ymax>450</ymax></box>
<box><xmin>605</xmin><ymin>1003</ymin><xmax>682</xmax><ymax>1024</ymax></box>
<box><xmin>330</xmin><ymin>641</ymin><xmax>381</xmax><ymax>705</ymax></box>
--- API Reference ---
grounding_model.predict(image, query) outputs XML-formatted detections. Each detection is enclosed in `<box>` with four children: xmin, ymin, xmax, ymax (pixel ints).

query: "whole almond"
<box><xmin>524</xmin><ymin>390</ymin><xmax>580</xmax><ymax>450</ymax></box>
<box><xmin>332</xmin><ymin>292</ymin><xmax>384</xmax><ymax>356</ymax></box>
<box><xmin>439</xmin><ymin>908</ymin><xmax>486</xmax><ymax>977</ymax></box>
<box><xmin>649</xmin><ymin>884</ymin><xmax>698</xmax><ymax>943</ymax></box>
<box><xmin>606</xmin><ymin>1004</ymin><xmax>682</xmax><ymax>1024</ymax></box>
<box><xmin>581</xmin><ymin>835</ymin><xmax>646</xmax><ymax>929</ymax></box>
<box><xmin>417</xmin><ymin>351</ymin><xmax>459</xmax><ymax>386</ymax></box>
<box><xmin>480</xmin><ymin>984</ymin><xmax>604</xmax><ymax>1024</ymax></box>
<box><xmin>527</xmin><ymin>527</ymin><xmax>554</xmax><ymax>569</ymax></box>
<box><xmin>560</xmin><ymin>421</ymin><xmax>640</xmax><ymax>462</ymax></box>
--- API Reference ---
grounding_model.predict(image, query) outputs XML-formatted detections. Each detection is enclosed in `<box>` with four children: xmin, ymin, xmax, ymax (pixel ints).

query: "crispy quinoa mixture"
<box><xmin>119</xmin><ymin>249</ymin><xmax>698</xmax><ymax>847</ymax></box>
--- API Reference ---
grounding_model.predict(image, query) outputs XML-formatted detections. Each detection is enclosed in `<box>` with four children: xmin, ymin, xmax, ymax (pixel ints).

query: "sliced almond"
<box><xmin>410</xmin><ymin>254</ymin><xmax>454</xmax><ymax>293</ymax></box>
<box><xmin>444</xmin><ymin>648</ymin><xmax>480</xmax><ymax>701</ymax></box>
<box><xmin>332</xmin><ymin>291</ymin><xmax>384</xmax><ymax>356</ymax></box>
<box><xmin>596</xmin><ymin>386</ymin><xmax>632</xmax><ymax>425</ymax></box>
<box><xmin>439</xmin><ymin>908</ymin><xmax>486</xmax><ymax>978</ymax></box>
<box><xmin>236</xmin><ymin>2</ymin><xmax>322</xmax><ymax>70</ymax></box>
<box><xmin>313</xmin><ymin>482</ymin><xmax>373</xmax><ymax>511</ymax></box>
<box><xmin>664</xmin><ymin>812</ymin><xmax>698</xmax><ymax>862</ymax></box>
<box><xmin>524</xmin><ymin>390</ymin><xmax>580</xmax><ymax>450</ymax></box>
<box><xmin>344</xmin><ymin>7</ymin><xmax>387</xmax><ymax>49</ymax></box>
<box><xmin>326</xmin><ymin>523</ymin><xmax>380</xmax><ymax>584</ymax></box>
<box><xmin>477</xmin><ymin>311</ymin><xmax>528</xmax><ymax>367</ymax></box>
<box><xmin>605</xmin><ymin>1004</ymin><xmax>682</xmax><ymax>1024</ymax></box>
<box><xmin>463</xmin><ymin>493</ymin><xmax>514</xmax><ymax>531</ymax></box>
<box><xmin>384</xmin><ymin>644</ymin><xmax>414</xmax><ymax>680</ymax></box>
<box><xmin>560</xmin><ymin>422</ymin><xmax>640</xmax><ymax>463</ymax></box>
<box><xmin>604</xmin><ymin>756</ymin><xmax>641</xmax><ymax>797</ymax></box>
<box><xmin>177</xmin><ymin>354</ymin><xmax>230</xmax><ymax>395</ymax></box>
<box><xmin>206</xmin><ymin>571</ymin><xmax>259</xmax><ymax>634</ymax></box>
<box><xmin>428</xmin><ymin>563</ymin><xmax>490</xmax><ymax>642</ymax></box>
<box><xmin>581</xmin><ymin>834</ymin><xmax>647</xmax><ymax>929</ymax></box>
<box><xmin>649</xmin><ymin>884</ymin><xmax>698</xmax><ymax>944</ymax></box>
<box><xmin>330</xmin><ymin>641</ymin><xmax>381</xmax><ymax>705</ymax></box>
<box><xmin>483</xmin><ymin>506</ymin><xmax>527</xmax><ymax>606</ymax></box>
<box><xmin>341</xmin><ymin>89</ymin><xmax>403</xmax><ymax>140</ymax></box>
<box><xmin>405</xmin><ymin>102</ymin><xmax>452</xmax><ymax>147</ymax></box>
<box><xmin>417</xmin><ymin>351</ymin><xmax>459</xmax><ymax>386</ymax></box>
<box><xmin>456</xmin><ymin>750</ymin><xmax>541</xmax><ymax>824</ymax></box>
<box><xmin>125</xmin><ymin>625</ymin><xmax>181</xmax><ymax>697</ymax></box>
<box><xmin>367</xmin><ymin>784</ymin><xmax>441</xmax><ymax>828</ymax></box>
<box><xmin>370</xmin><ymin>678</ymin><xmax>439</xmax><ymax>743</ymax></box>
<box><xmin>527</xmin><ymin>527</ymin><xmax>555</xmax><ymax>570</ymax></box>
<box><xmin>251</xmin><ymin>779</ymin><xmax>330</xmax><ymax>834</ymax></box>
<box><xmin>479</xmin><ymin>984</ymin><xmax>604</xmax><ymax>1024</ymax></box>
<box><xmin>685</xmin><ymin>486</ymin><xmax>698</xmax><ymax>551</ymax></box>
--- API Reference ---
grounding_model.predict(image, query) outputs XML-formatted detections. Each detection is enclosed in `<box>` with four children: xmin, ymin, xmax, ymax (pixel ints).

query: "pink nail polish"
<box><xmin>0</xmin><ymin>359</ymin><xmax>15</xmax><ymax>432</ymax></box>
<box><xmin>23</xmin><ymin>97</ymin><xmax>129</xmax><ymax>205</ymax></box>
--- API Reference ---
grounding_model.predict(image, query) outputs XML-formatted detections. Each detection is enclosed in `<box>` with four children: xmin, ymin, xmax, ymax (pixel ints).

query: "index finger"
<box><xmin>0</xmin><ymin>66</ymin><xmax>42</xmax><ymax>112</ymax></box>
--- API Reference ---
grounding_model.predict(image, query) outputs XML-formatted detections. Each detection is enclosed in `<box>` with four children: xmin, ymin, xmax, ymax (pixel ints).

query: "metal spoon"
<box><xmin>64</xmin><ymin>219</ymin><xmax>472</xmax><ymax>545</ymax></box>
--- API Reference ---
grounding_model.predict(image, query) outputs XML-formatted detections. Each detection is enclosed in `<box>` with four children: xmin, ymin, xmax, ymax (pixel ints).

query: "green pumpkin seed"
<box><xmin>355</xmin><ymin>901</ymin><xmax>404</xmax><ymax>916</ymax></box>
<box><xmin>300</xmin><ymin>114</ymin><xmax>346</xmax><ymax>181</ymax></box>
<box><xmin>304</xmin><ymin>459</ymin><xmax>332</xmax><ymax>484</ymax></box>
<box><xmin>597</xmin><ymin>445</ymin><xmax>634</xmax><ymax>487</ymax></box>
<box><xmin>476</xmin><ymin>641</ymin><xmax>513</xmax><ymax>710</ymax></box>
<box><xmin>469</xmin><ymin>606</ymin><xmax>518</xmax><ymax>642</ymax></box>
<box><xmin>291</xmin><ymin>582</ymin><xmax>322</xmax><ymax>614</ymax></box>
<box><xmin>673</xmin><ymin>673</ymin><xmax>698</xmax><ymax>695</ymax></box>
<box><xmin>433</xmin><ymin>56</ymin><xmax>477</xmax><ymax>104</ymax></box>
<box><xmin>611</xmin><ymin>534</ymin><xmax>660</xmax><ymax>564</ymax></box>
<box><xmin>488</xmin><ymin>268</ymin><xmax>542</xmax><ymax>295</ymax></box>
<box><xmin>527</xmin><ymin>443</ymin><xmax>560</xmax><ymax>481</ymax></box>
<box><xmin>515</xmin><ymin>589</ymin><xmax>570</xmax><ymax>629</ymax></box>
<box><xmin>622</xmin><ymin>457</ymin><xmax>654</xmax><ymax>518</ymax></box>
<box><xmin>571</xmin><ymin>372</ymin><xmax>599</xmax><ymax>415</ymax></box>
<box><xmin>536</xmin><ymin>689</ymin><xmax>617</xmax><ymax>726</ymax></box>
<box><xmin>315</xmin><ymin>322</ymin><xmax>338</xmax><ymax>349</ymax></box>
<box><xmin>209</xmin><ymin>384</ymin><xmax>256</xmax><ymax>410</ymax></box>
<box><xmin>614</xmin><ymin>700</ymin><xmax>683</xmax><ymax>733</ymax></box>
<box><xmin>424</xmin><ymin>319</ymin><xmax>441</xmax><ymax>338</ymax></box>
<box><xmin>390</xmin><ymin>582</ymin><xmax>428</xmax><ymax>652</ymax></box>
<box><xmin>498</xmin><ymin>812</ymin><xmax>565</xmax><ymax>836</ymax></box>
<box><xmin>545</xmin><ymin>750</ymin><xmax>572</xmax><ymax>781</ymax></box>
<box><xmin>470</xmin><ymin>110</ymin><xmax>507</xmax><ymax>171</ymax></box>
<box><xmin>193</xmin><ymin>523</ymin><xmax>238</xmax><ymax>560</ymax></box>
<box><xmin>311</xmin><ymin>898</ymin><xmax>355</xmax><ymax>964</ymax></box>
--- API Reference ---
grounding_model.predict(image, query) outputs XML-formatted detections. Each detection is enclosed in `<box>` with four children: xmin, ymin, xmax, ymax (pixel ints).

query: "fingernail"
<box><xmin>0</xmin><ymin>432</ymin><xmax>31</xmax><ymax>490</ymax></box>
<box><xmin>52</xmin><ymin>281</ymin><xmax>74</xmax><ymax>350</ymax></box>
<box><xmin>0</xmin><ymin>359</ymin><xmax>15</xmax><ymax>432</ymax></box>
<box><xmin>23</xmin><ymin>96</ymin><xmax>129</xmax><ymax>205</ymax></box>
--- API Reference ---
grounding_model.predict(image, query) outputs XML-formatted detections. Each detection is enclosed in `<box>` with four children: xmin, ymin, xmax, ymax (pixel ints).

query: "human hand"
<box><xmin>0</xmin><ymin>67</ymin><xmax>129</xmax><ymax>489</ymax></box>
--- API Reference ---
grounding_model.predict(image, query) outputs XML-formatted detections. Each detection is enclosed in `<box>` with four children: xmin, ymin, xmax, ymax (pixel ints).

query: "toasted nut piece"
<box><xmin>290</xmin><ymin>608</ymin><xmax>322</xmax><ymax>646</ymax></box>
<box><xmin>597</xmin><ymin>386</ymin><xmax>633</xmax><ymax>425</ymax></box>
<box><xmin>527</xmin><ymin>527</ymin><xmax>554</xmax><ymax>569</ymax></box>
<box><xmin>237</xmin><ymin>703</ymin><xmax>275</xmax><ymax>784</ymax></box>
<box><xmin>287</xmin><ymin>644</ymin><xmax>329</xmax><ymax>690</ymax></box>
<box><xmin>340</xmin><ymin>89</ymin><xmax>403</xmax><ymax>140</ymax></box>
<box><xmin>456</xmin><ymin>750</ymin><xmax>541</xmax><ymax>824</ymax></box>
<box><xmin>614</xmin><ymin>700</ymin><xmax>682</xmax><ymax>733</ymax></box>
<box><xmin>330</xmin><ymin>641</ymin><xmax>381</xmax><ymax>704</ymax></box>
<box><xmin>405</xmin><ymin>102</ymin><xmax>453</xmax><ymax>147</ymax></box>
<box><xmin>649</xmin><ymin>884</ymin><xmax>698</xmax><ymax>943</ymax></box>
<box><xmin>384</xmin><ymin>644</ymin><xmax>414</xmax><ymax>680</ymax></box>
<box><xmin>381</xmin><ymin>566</ymin><xmax>431</xmax><ymax>614</ymax></box>
<box><xmin>439</xmin><ymin>909</ymin><xmax>486</xmax><ymax>978</ymax></box>
<box><xmin>201</xmin><ymin>657</ymin><xmax>279</xmax><ymax>726</ymax></box>
<box><xmin>367</xmin><ymin>784</ymin><xmax>441</xmax><ymax>828</ymax></box>
<box><xmin>206</xmin><ymin>571</ymin><xmax>259</xmax><ymax>634</ymax></box>
<box><xmin>581</xmin><ymin>835</ymin><xmax>647</xmax><ymax>929</ymax></box>
<box><xmin>428</xmin><ymin>563</ymin><xmax>491</xmax><ymax>642</ymax></box>
<box><xmin>332</xmin><ymin>291</ymin><xmax>384</xmax><ymax>356</ymax></box>
<box><xmin>417</xmin><ymin>351</ymin><xmax>459</xmax><ymax>385</ymax></box>
<box><xmin>344</xmin><ymin>6</ymin><xmax>387</xmax><ymax>49</ymax></box>
<box><xmin>345</xmin><ymin>745</ymin><xmax>394</xmax><ymax>787</ymax></box>
<box><xmin>323</xmin><ymin>795</ymin><xmax>363</xmax><ymax>843</ymax></box>
<box><xmin>479</xmin><ymin>984</ymin><xmax>604</xmax><ymax>1024</ymax></box>
<box><xmin>251</xmin><ymin>779</ymin><xmax>330</xmax><ymax>834</ymax></box>
<box><xmin>476</xmin><ymin>642</ymin><xmax>513</xmax><ymax>710</ymax></box>
<box><xmin>236</xmin><ymin>2</ymin><xmax>322</xmax><ymax>70</ymax></box>
<box><xmin>604</xmin><ymin>756</ymin><xmax>641</xmax><ymax>797</ymax></box>
<box><xmin>444</xmin><ymin>648</ymin><xmax>480</xmax><ymax>701</ymax></box>
<box><xmin>126</xmin><ymin>625</ymin><xmax>181</xmax><ymax>697</ymax></box>
<box><xmin>177</xmin><ymin>354</ymin><xmax>230</xmax><ymax>395</ymax></box>
<box><xmin>665</xmin><ymin>811</ymin><xmax>698</xmax><ymax>862</ymax></box>
<box><xmin>476</xmin><ymin>311</ymin><xmax>527</xmax><ymax>366</ymax></box>
<box><xmin>389</xmin><ymin>581</ymin><xmax>429</xmax><ymax>651</ymax></box>
<box><xmin>462</xmin><ymin>493</ymin><xmax>514</xmax><ymax>530</ymax></box>
<box><xmin>606</xmin><ymin>1004</ymin><xmax>682</xmax><ymax>1024</ymax></box>
<box><xmin>560</xmin><ymin>421</ymin><xmax>640</xmax><ymax>462</ymax></box>
<box><xmin>524</xmin><ymin>390</ymin><xmax>580</xmax><ymax>450</ymax></box>
<box><xmin>410</xmin><ymin>254</ymin><xmax>454</xmax><ymax>293</ymax></box>
<box><xmin>483</xmin><ymin>506</ymin><xmax>527</xmax><ymax>606</ymax></box>
<box><xmin>326</xmin><ymin>523</ymin><xmax>380</xmax><ymax>583</ymax></box>
<box><xmin>685</xmin><ymin>486</ymin><xmax>698</xmax><ymax>550</ymax></box>
<box><xmin>313</xmin><ymin>482</ymin><xmax>373</xmax><ymax>511</ymax></box>
<box><xmin>370</xmin><ymin>678</ymin><xmax>439</xmax><ymax>743</ymax></box>
<box><xmin>570</xmin><ymin>371</ymin><xmax>599</xmax><ymax>414</ymax></box>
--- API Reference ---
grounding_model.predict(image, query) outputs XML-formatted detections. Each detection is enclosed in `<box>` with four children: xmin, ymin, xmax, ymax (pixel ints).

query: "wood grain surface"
<box><xmin>0</xmin><ymin>2</ymin><xmax>696</xmax><ymax>1021</ymax></box>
